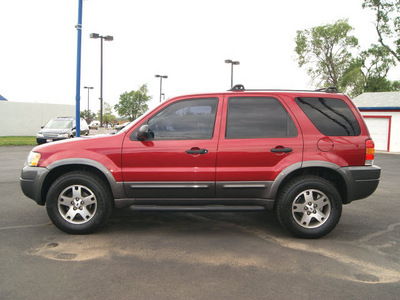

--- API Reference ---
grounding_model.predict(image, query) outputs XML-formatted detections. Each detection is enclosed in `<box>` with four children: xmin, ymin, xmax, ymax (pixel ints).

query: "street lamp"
<box><xmin>155</xmin><ymin>75</ymin><xmax>168</xmax><ymax>102</ymax></box>
<box><xmin>75</xmin><ymin>0</ymin><xmax>83</xmax><ymax>137</ymax></box>
<box><xmin>225</xmin><ymin>59</ymin><xmax>240</xmax><ymax>88</ymax></box>
<box><xmin>90</xmin><ymin>33</ymin><xmax>113</xmax><ymax>127</ymax></box>
<box><xmin>83</xmin><ymin>86</ymin><xmax>93</xmax><ymax>118</ymax></box>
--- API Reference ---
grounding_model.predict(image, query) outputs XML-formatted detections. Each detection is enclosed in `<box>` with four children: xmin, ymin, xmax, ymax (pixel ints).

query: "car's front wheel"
<box><xmin>276</xmin><ymin>176</ymin><xmax>342</xmax><ymax>239</ymax></box>
<box><xmin>46</xmin><ymin>171</ymin><xmax>112</xmax><ymax>234</ymax></box>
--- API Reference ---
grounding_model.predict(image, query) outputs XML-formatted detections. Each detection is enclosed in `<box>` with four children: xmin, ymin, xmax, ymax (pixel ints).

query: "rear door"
<box><xmin>216</xmin><ymin>94</ymin><xmax>303</xmax><ymax>198</ymax></box>
<box><xmin>121</xmin><ymin>96</ymin><xmax>222</xmax><ymax>198</ymax></box>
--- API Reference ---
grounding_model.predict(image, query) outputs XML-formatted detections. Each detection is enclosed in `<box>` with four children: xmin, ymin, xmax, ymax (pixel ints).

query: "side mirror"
<box><xmin>137</xmin><ymin>125</ymin><xmax>149</xmax><ymax>141</ymax></box>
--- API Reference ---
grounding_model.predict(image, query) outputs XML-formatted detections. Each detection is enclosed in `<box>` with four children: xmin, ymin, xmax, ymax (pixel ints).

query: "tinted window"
<box><xmin>146</xmin><ymin>98</ymin><xmax>218</xmax><ymax>140</ymax></box>
<box><xmin>226</xmin><ymin>97</ymin><xmax>297</xmax><ymax>139</ymax></box>
<box><xmin>296</xmin><ymin>97</ymin><xmax>361</xmax><ymax>136</ymax></box>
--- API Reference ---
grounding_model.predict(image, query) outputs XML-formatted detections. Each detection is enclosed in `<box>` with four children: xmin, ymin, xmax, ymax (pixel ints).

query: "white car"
<box><xmin>89</xmin><ymin>120</ymin><xmax>100</xmax><ymax>129</ymax></box>
<box><xmin>114</xmin><ymin>122</ymin><xmax>130</xmax><ymax>131</ymax></box>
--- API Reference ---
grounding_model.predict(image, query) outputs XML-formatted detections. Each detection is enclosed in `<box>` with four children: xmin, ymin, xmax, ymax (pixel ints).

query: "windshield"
<box><xmin>44</xmin><ymin>119</ymin><xmax>73</xmax><ymax>129</ymax></box>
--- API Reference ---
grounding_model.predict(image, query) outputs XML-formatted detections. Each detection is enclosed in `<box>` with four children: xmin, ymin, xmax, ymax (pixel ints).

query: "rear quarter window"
<box><xmin>295</xmin><ymin>97</ymin><xmax>361</xmax><ymax>136</ymax></box>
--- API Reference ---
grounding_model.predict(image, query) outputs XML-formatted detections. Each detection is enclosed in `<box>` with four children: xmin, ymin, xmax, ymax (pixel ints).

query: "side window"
<box><xmin>295</xmin><ymin>97</ymin><xmax>361</xmax><ymax>136</ymax></box>
<box><xmin>226</xmin><ymin>97</ymin><xmax>297</xmax><ymax>139</ymax></box>
<box><xmin>145</xmin><ymin>98</ymin><xmax>218</xmax><ymax>140</ymax></box>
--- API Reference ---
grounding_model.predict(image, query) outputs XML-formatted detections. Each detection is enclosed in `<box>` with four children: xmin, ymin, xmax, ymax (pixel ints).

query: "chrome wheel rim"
<box><xmin>291</xmin><ymin>189</ymin><xmax>331</xmax><ymax>229</ymax></box>
<box><xmin>57</xmin><ymin>185</ymin><xmax>97</xmax><ymax>224</ymax></box>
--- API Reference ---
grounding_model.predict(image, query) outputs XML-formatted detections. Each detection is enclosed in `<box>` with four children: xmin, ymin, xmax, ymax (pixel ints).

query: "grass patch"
<box><xmin>0</xmin><ymin>136</ymin><xmax>37</xmax><ymax>146</ymax></box>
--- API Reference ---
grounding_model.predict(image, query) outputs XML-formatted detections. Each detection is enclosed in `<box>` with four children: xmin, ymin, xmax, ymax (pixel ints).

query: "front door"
<box><xmin>122</xmin><ymin>97</ymin><xmax>221</xmax><ymax>198</ymax></box>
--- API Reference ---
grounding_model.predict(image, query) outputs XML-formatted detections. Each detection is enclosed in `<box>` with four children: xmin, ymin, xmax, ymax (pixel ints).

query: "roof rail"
<box><xmin>315</xmin><ymin>87</ymin><xmax>339</xmax><ymax>93</ymax></box>
<box><xmin>229</xmin><ymin>84</ymin><xmax>245</xmax><ymax>91</ymax></box>
<box><xmin>228</xmin><ymin>85</ymin><xmax>340</xmax><ymax>93</ymax></box>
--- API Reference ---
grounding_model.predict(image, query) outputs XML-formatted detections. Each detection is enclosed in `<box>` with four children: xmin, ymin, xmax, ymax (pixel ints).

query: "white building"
<box><xmin>353</xmin><ymin>92</ymin><xmax>400</xmax><ymax>152</ymax></box>
<box><xmin>0</xmin><ymin>101</ymin><xmax>74</xmax><ymax>136</ymax></box>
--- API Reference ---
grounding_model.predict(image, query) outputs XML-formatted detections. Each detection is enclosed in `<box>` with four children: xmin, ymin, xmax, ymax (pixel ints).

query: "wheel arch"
<box><xmin>39</xmin><ymin>159</ymin><xmax>124</xmax><ymax>206</ymax></box>
<box><xmin>270</xmin><ymin>161</ymin><xmax>350</xmax><ymax>208</ymax></box>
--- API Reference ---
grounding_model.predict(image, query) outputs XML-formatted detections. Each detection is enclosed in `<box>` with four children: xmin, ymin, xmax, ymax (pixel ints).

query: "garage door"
<box><xmin>363</xmin><ymin>116</ymin><xmax>390</xmax><ymax>152</ymax></box>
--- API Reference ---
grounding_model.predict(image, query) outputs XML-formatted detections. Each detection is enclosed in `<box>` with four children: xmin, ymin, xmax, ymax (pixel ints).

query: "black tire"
<box><xmin>276</xmin><ymin>176</ymin><xmax>342</xmax><ymax>239</ymax></box>
<box><xmin>46</xmin><ymin>171</ymin><xmax>112</xmax><ymax>234</ymax></box>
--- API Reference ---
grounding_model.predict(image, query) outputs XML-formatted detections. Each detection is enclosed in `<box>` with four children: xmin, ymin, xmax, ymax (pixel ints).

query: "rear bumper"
<box><xmin>20</xmin><ymin>166</ymin><xmax>49</xmax><ymax>205</ymax></box>
<box><xmin>340</xmin><ymin>165</ymin><xmax>381</xmax><ymax>202</ymax></box>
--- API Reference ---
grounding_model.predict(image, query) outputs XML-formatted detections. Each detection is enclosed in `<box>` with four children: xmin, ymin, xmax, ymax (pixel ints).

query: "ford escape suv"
<box><xmin>20</xmin><ymin>86</ymin><xmax>381</xmax><ymax>238</ymax></box>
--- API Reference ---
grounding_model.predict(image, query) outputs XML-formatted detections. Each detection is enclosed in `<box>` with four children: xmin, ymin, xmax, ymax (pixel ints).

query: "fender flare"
<box><xmin>267</xmin><ymin>161</ymin><xmax>346</xmax><ymax>199</ymax></box>
<box><xmin>46</xmin><ymin>158</ymin><xmax>125</xmax><ymax>200</ymax></box>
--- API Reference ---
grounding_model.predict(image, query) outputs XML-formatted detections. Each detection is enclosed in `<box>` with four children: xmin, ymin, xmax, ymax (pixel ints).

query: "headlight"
<box><xmin>57</xmin><ymin>133</ymin><xmax>69</xmax><ymax>138</ymax></box>
<box><xmin>27</xmin><ymin>151</ymin><xmax>41</xmax><ymax>167</ymax></box>
<box><xmin>37</xmin><ymin>133</ymin><xmax>44</xmax><ymax>138</ymax></box>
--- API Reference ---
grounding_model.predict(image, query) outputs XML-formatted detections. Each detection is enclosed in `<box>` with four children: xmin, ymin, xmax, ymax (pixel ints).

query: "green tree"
<box><xmin>365</xmin><ymin>76</ymin><xmax>400</xmax><ymax>92</ymax></box>
<box><xmin>295</xmin><ymin>19</ymin><xmax>359</xmax><ymax>88</ymax></box>
<box><xmin>98</xmin><ymin>102</ymin><xmax>116</xmax><ymax>125</ymax></box>
<box><xmin>114</xmin><ymin>84</ymin><xmax>151</xmax><ymax>121</ymax></box>
<box><xmin>341</xmin><ymin>44</ymin><xmax>398</xmax><ymax>97</ymax></box>
<box><xmin>80</xmin><ymin>109</ymin><xmax>96</xmax><ymax>124</ymax></box>
<box><xmin>363</xmin><ymin>0</ymin><xmax>400</xmax><ymax>62</ymax></box>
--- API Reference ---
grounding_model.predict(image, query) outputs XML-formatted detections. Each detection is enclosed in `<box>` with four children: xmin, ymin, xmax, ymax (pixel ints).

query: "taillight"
<box><xmin>365</xmin><ymin>139</ymin><xmax>375</xmax><ymax>165</ymax></box>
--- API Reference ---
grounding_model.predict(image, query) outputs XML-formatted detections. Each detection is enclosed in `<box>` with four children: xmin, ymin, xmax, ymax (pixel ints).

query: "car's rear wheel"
<box><xmin>276</xmin><ymin>176</ymin><xmax>342</xmax><ymax>239</ymax></box>
<box><xmin>46</xmin><ymin>171</ymin><xmax>112</xmax><ymax>234</ymax></box>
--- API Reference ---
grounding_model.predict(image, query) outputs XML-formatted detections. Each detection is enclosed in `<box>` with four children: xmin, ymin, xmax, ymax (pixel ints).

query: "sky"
<box><xmin>1</xmin><ymin>0</ymin><xmax>399</xmax><ymax>114</ymax></box>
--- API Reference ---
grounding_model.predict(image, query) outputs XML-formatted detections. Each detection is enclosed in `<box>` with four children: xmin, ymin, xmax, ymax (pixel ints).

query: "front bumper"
<box><xmin>20</xmin><ymin>166</ymin><xmax>49</xmax><ymax>206</ymax></box>
<box><xmin>36</xmin><ymin>137</ymin><xmax>68</xmax><ymax>144</ymax></box>
<box><xmin>340</xmin><ymin>165</ymin><xmax>381</xmax><ymax>202</ymax></box>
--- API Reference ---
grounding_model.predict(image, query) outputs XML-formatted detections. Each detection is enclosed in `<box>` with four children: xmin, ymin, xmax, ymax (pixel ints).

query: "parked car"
<box><xmin>21</xmin><ymin>86</ymin><xmax>380</xmax><ymax>238</ymax></box>
<box><xmin>114</xmin><ymin>122</ymin><xmax>130</xmax><ymax>131</ymax></box>
<box><xmin>36</xmin><ymin>117</ymin><xmax>89</xmax><ymax>144</ymax></box>
<box><xmin>88</xmin><ymin>120</ymin><xmax>100</xmax><ymax>130</ymax></box>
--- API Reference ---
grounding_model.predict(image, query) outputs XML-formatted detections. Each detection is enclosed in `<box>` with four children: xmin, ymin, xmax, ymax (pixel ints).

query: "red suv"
<box><xmin>20</xmin><ymin>86</ymin><xmax>381</xmax><ymax>238</ymax></box>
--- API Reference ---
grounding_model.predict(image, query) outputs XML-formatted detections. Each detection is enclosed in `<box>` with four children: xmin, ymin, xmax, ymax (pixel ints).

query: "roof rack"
<box><xmin>228</xmin><ymin>85</ymin><xmax>340</xmax><ymax>93</ymax></box>
<box><xmin>315</xmin><ymin>87</ymin><xmax>339</xmax><ymax>93</ymax></box>
<box><xmin>229</xmin><ymin>84</ymin><xmax>245</xmax><ymax>91</ymax></box>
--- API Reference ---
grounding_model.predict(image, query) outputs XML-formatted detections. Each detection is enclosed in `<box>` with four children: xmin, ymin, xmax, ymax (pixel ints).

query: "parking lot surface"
<box><xmin>1</xmin><ymin>146</ymin><xmax>400</xmax><ymax>299</ymax></box>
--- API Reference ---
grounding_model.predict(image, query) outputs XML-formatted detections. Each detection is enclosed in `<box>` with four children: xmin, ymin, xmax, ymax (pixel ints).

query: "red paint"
<box><xmin>32</xmin><ymin>90</ymin><xmax>374</xmax><ymax>183</ymax></box>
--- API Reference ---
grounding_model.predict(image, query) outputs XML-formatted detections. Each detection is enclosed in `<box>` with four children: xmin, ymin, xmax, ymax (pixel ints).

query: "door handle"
<box><xmin>186</xmin><ymin>148</ymin><xmax>208</xmax><ymax>155</ymax></box>
<box><xmin>270</xmin><ymin>147</ymin><xmax>293</xmax><ymax>153</ymax></box>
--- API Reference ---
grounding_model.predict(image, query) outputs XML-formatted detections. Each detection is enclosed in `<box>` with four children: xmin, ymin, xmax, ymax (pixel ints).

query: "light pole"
<box><xmin>155</xmin><ymin>75</ymin><xmax>168</xmax><ymax>102</ymax></box>
<box><xmin>90</xmin><ymin>33</ymin><xmax>113</xmax><ymax>127</ymax></box>
<box><xmin>225</xmin><ymin>59</ymin><xmax>240</xmax><ymax>88</ymax></box>
<box><xmin>75</xmin><ymin>0</ymin><xmax>83</xmax><ymax>137</ymax></box>
<box><xmin>83</xmin><ymin>86</ymin><xmax>93</xmax><ymax>118</ymax></box>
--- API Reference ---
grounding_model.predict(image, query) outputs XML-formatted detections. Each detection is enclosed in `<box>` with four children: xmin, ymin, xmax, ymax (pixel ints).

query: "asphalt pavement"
<box><xmin>1</xmin><ymin>146</ymin><xmax>400</xmax><ymax>299</ymax></box>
